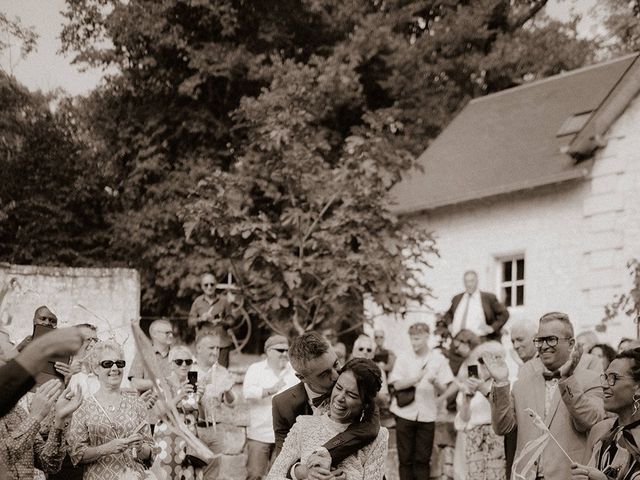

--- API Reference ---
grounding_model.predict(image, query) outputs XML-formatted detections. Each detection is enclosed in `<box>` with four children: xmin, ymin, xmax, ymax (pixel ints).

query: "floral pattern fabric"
<box><xmin>464</xmin><ymin>424</ymin><xmax>505</xmax><ymax>480</ymax></box>
<box><xmin>67</xmin><ymin>393</ymin><xmax>155</xmax><ymax>480</ymax></box>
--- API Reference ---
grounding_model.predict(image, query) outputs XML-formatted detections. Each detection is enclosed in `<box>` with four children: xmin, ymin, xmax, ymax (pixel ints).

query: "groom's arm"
<box><xmin>322</xmin><ymin>405</ymin><xmax>381</xmax><ymax>467</ymax></box>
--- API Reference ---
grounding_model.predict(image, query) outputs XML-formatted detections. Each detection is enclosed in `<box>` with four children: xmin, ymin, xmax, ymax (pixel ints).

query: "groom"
<box><xmin>272</xmin><ymin>331</ymin><xmax>380</xmax><ymax>479</ymax></box>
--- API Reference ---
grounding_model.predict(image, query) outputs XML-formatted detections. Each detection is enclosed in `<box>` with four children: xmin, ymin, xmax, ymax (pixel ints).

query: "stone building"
<box><xmin>374</xmin><ymin>53</ymin><xmax>640</xmax><ymax>351</ymax></box>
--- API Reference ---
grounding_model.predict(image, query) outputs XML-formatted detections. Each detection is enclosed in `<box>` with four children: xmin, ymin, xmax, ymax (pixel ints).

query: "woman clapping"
<box><xmin>67</xmin><ymin>340</ymin><xmax>155</xmax><ymax>480</ymax></box>
<box><xmin>0</xmin><ymin>379</ymin><xmax>82</xmax><ymax>479</ymax></box>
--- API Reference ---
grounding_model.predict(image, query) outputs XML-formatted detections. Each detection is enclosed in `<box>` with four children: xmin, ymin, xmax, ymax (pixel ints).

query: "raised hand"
<box><xmin>31</xmin><ymin>380</ymin><xmax>63</xmax><ymax>421</ymax></box>
<box><xmin>559</xmin><ymin>343</ymin><xmax>583</xmax><ymax>379</ymax></box>
<box><xmin>570</xmin><ymin>463</ymin><xmax>608</xmax><ymax>480</ymax></box>
<box><xmin>482</xmin><ymin>354</ymin><xmax>509</xmax><ymax>383</ymax></box>
<box><xmin>140</xmin><ymin>389</ymin><xmax>157</xmax><ymax>409</ymax></box>
<box><xmin>465</xmin><ymin>377</ymin><xmax>483</xmax><ymax>395</ymax></box>
<box><xmin>55</xmin><ymin>385</ymin><xmax>83</xmax><ymax>426</ymax></box>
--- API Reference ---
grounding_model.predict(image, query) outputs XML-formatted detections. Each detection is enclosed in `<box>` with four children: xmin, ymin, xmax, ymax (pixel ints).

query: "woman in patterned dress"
<box><xmin>266</xmin><ymin>358</ymin><xmax>388</xmax><ymax>480</ymax></box>
<box><xmin>456</xmin><ymin>341</ymin><xmax>506</xmax><ymax>480</ymax></box>
<box><xmin>67</xmin><ymin>340</ymin><xmax>155</xmax><ymax>480</ymax></box>
<box><xmin>571</xmin><ymin>348</ymin><xmax>640</xmax><ymax>480</ymax></box>
<box><xmin>151</xmin><ymin>345</ymin><xmax>201</xmax><ymax>480</ymax></box>
<box><xmin>0</xmin><ymin>378</ymin><xmax>82</xmax><ymax>479</ymax></box>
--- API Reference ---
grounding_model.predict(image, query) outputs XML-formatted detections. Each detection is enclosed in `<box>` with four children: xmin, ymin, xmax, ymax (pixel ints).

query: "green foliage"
<box><xmin>600</xmin><ymin>259</ymin><xmax>640</xmax><ymax>336</ymax></box>
<box><xmin>7</xmin><ymin>0</ymin><xmax>597</xmax><ymax>328</ymax></box>
<box><xmin>0</xmin><ymin>72</ymin><xmax>110</xmax><ymax>265</ymax></box>
<box><xmin>602</xmin><ymin>0</ymin><xmax>640</xmax><ymax>52</ymax></box>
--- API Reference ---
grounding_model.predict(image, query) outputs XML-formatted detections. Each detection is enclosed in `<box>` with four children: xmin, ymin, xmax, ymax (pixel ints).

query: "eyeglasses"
<box><xmin>100</xmin><ymin>360</ymin><xmax>126</xmax><ymax>369</ymax></box>
<box><xmin>203</xmin><ymin>283</ymin><xmax>215</xmax><ymax>287</ymax></box>
<box><xmin>600</xmin><ymin>373</ymin><xmax>634</xmax><ymax>387</ymax></box>
<box><xmin>270</xmin><ymin>348</ymin><xmax>288</xmax><ymax>354</ymax></box>
<box><xmin>533</xmin><ymin>336</ymin><xmax>572</xmax><ymax>348</ymax></box>
<box><xmin>356</xmin><ymin>347</ymin><xmax>373</xmax><ymax>353</ymax></box>
<box><xmin>158</xmin><ymin>331</ymin><xmax>174</xmax><ymax>337</ymax></box>
<box><xmin>173</xmin><ymin>359</ymin><xmax>194</xmax><ymax>366</ymax></box>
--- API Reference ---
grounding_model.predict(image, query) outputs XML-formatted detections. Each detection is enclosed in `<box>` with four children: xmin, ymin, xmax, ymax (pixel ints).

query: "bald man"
<box><xmin>16</xmin><ymin>306</ymin><xmax>58</xmax><ymax>352</ymax></box>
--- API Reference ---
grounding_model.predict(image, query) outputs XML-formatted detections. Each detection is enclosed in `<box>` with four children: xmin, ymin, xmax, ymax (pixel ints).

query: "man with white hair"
<box><xmin>510</xmin><ymin>318</ymin><xmax>538</xmax><ymax>365</ymax></box>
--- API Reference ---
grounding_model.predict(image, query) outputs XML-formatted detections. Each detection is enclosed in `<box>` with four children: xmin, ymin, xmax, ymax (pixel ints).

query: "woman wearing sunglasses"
<box><xmin>152</xmin><ymin>345</ymin><xmax>203</xmax><ymax>479</ymax></box>
<box><xmin>67</xmin><ymin>340</ymin><xmax>155</xmax><ymax>480</ymax></box>
<box><xmin>570</xmin><ymin>348</ymin><xmax>640</xmax><ymax>480</ymax></box>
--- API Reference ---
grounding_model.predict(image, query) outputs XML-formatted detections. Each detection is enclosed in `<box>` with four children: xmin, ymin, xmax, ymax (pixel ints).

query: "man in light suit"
<box><xmin>442</xmin><ymin>270</ymin><xmax>509</xmax><ymax>341</ymax></box>
<box><xmin>272</xmin><ymin>331</ymin><xmax>380</xmax><ymax>479</ymax></box>
<box><xmin>486</xmin><ymin>312</ymin><xmax>605</xmax><ymax>480</ymax></box>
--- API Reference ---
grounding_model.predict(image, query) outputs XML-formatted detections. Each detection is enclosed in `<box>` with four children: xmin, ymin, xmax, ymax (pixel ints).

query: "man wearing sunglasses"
<box><xmin>188</xmin><ymin>272</ymin><xmax>234</xmax><ymax>368</ymax></box>
<box><xmin>486</xmin><ymin>312</ymin><xmax>606</xmax><ymax>480</ymax></box>
<box><xmin>243</xmin><ymin>335</ymin><xmax>298</xmax><ymax>480</ymax></box>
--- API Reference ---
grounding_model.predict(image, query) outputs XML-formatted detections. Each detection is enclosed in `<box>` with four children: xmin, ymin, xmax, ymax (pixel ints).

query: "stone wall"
<box><xmin>0</xmin><ymin>263</ymin><xmax>140</xmax><ymax>382</ymax></box>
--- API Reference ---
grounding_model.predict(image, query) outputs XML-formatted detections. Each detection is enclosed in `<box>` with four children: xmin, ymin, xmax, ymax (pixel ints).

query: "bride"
<box><xmin>267</xmin><ymin>358</ymin><xmax>388</xmax><ymax>479</ymax></box>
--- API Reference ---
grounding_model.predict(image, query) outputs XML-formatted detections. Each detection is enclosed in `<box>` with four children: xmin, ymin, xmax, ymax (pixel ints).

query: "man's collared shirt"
<box><xmin>451</xmin><ymin>290</ymin><xmax>487</xmax><ymax>337</ymax></box>
<box><xmin>242</xmin><ymin>359</ymin><xmax>298</xmax><ymax>443</ymax></box>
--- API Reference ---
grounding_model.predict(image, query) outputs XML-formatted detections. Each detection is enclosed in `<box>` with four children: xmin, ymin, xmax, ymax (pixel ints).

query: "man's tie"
<box><xmin>459</xmin><ymin>295</ymin><xmax>471</xmax><ymax>331</ymax></box>
<box><xmin>312</xmin><ymin>392</ymin><xmax>331</xmax><ymax>407</ymax></box>
<box><xmin>542</xmin><ymin>370</ymin><xmax>561</xmax><ymax>381</ymax></box>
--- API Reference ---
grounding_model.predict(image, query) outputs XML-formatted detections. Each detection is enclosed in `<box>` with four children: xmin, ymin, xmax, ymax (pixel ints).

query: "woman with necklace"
<box><xmin>571</xmin><ymin>348</ymin><xmax>640</xmax><ymax>480</ymax></box>
<box><xmin>67</xmin><ymin>340</ymin><xmax>155</xmax><ymax>480</ymax></box>
<box><xmin>266</xmin><ymin>358</ymin><xmax>388</xmax><ymax>480</ymax></box>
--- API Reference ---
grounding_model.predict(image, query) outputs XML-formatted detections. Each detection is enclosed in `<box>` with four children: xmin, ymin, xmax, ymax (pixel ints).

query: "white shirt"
<box><xmin>450</xmin><ymin>290</ymin><xmax>488</xmax><ymax>337</ymax></box>
<box><xmin>242</xmin><ymin>359</ymin><xmax>298</xmax><ymax>443</ymax></box>
<box><xmin>389</xmin><ymin>349</ymin><xmax>454</xmax><ymax>422</ymax></box>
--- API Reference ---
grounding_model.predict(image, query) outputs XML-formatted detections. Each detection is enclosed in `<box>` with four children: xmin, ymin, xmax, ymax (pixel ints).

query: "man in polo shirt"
<box><xmin>243</xmin><ymin>335</ymin><xmax>298</xmax><ymax>479</ymax></box>
<box><xmin>188</xmin><ymin>272</ymin><xmax>234</xmax><ymax>368</ymax></box>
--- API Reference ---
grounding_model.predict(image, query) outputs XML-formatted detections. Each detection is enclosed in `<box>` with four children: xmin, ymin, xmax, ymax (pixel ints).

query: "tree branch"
<box><xmin>509</xmin><ymin>0</ymin><xmax>549</xmax><ymax>32</ymax></box>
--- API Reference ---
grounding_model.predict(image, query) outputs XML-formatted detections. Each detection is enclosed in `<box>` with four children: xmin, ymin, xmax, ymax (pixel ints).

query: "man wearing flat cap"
<box><xmin>242</xmin><ymin>335</ymin><xmax>298</xmax><ymax>480</ymax></box>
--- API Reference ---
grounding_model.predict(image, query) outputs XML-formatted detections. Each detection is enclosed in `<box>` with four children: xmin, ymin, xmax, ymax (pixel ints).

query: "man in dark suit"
<box><xmin>442</xmin><ymin>270</ymin><xmax>509</xmax><ymax>341</ymax></box>
<box><xmin>272</xmin><ymin>331</ymin><xmax>380</xmax><ymax>479</ymax></box>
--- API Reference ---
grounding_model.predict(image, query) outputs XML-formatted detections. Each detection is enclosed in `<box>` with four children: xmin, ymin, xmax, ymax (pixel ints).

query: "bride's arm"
<box><xmin>266</xmin><ymin>419</ymin><xmax>304</xmax><ymax>480</ymax></box>
<box><xmin>361</xmin><ymin>428</ymin><xmax>389</xmax><ymax>480</ymax></box>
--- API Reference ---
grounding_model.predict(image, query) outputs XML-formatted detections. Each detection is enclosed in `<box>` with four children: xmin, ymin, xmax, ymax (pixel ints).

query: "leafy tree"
<box><xmin>600</xmin><ymin>259</ymin><xmax>640</xmax><ymax>338</ymax></box>
<box><xmin>58</xmin><ymin>0</ymin><xmax>597</xmax><ymax>329</ymax></box>
<box><xmin>0</xmin><ymin>71</ymin><xmax>110</xmax><ymax>265</ymax></box>
<box><xmin>602</xmin><ymin>0</ymin><xmax>640</xmax><ymax>52</ymax></box>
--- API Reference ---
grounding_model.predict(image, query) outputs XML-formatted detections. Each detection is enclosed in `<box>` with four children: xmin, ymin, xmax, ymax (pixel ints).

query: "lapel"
<box><xmin>525</xmin><ymin>359</ymin><xmax>547</xmax><ymax>422</ymax></box>
<box><xmin>480</xmin><ymin>291</ymin><xmax>492</xmax><ymax>322</ymax></box>
<box><xmin>544</xmin><ymin>358</ymin><xmax>590</xmax><ymax>427</ymax></box>
<box><xmin>289</xmin><ymin>382</ymin><xmax>312</xmax><ymax>417</ymax></box>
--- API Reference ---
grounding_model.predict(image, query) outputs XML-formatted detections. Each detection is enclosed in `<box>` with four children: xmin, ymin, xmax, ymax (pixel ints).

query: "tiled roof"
<box><xmin>392</xmin><ymin>53</ymin><xmax>640</xmax><ymax>214</ymax></box>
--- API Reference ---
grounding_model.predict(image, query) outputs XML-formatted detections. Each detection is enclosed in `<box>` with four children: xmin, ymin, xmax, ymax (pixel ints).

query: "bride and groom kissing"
<box><xmin>268</xmin><ymin>331</ymin><xmax>388</xmax><ymax>480</ymax></box>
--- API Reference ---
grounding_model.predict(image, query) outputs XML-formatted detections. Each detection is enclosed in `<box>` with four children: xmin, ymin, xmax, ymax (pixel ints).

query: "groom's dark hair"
<box><xmin>289</xmin><ymin>331</ymin><xmax>331</xmax><ymax>373</ymax></box>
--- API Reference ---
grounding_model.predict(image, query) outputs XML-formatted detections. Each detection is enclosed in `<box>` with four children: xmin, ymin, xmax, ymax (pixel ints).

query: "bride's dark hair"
<box><xmin>339</xmin><ymin>358</ymin><xmax>382</xmax><ymax>422</ymax></box>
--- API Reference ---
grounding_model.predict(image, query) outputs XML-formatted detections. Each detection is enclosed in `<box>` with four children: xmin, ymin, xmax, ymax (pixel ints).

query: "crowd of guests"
<box><xmin>1</xmin><ymin>270</ymin><xmax>640</xmax><ymax>480</ymax></box>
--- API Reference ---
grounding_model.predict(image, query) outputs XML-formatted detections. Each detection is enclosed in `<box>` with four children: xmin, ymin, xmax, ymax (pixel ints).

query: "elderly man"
<box><xmin>510</xmin><ymin>318</ymin><xmax>538</xmax><ymax>365</ymax></box>
<box><xmin>486</xmin><ymin>312</ymin><xmax>606</xmax><ymax>480</ymax></box>
<box><xmin>129</xmin><ymin>318</ymin><xmax>174</xmax><ymax>392</ymax></box>
<box><xmin>272</xmin><ymin>331</ymin><xmax>380</xmax><ymax>479</ymax></box>
<box><xmin>442</xmin><ymin>270</ymin><xmax>509</xmax><ymax>340</ymax></box>
<box><xmin>243</xmin><ymin>335</ymin><xmax>298</xmax><ymax>480</ymax></box>
<box><xmin>188</xmin><ymin>272</ymin><xmax>234</xmax><ymax>368</ymax></box>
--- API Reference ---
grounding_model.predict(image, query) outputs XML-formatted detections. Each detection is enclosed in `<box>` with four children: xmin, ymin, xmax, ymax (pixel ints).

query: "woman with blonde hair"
<box><xmin>67</xmin><ymin>340</ymin><xmax>155</xmax><ymax>479</ymax></box>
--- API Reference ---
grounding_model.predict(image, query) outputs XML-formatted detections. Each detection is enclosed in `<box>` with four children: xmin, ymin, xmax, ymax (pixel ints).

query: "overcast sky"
<box><xmin>0</xmin><ymin>0</ymin><xmax>599</xmax><ymax>97</ymax></box>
